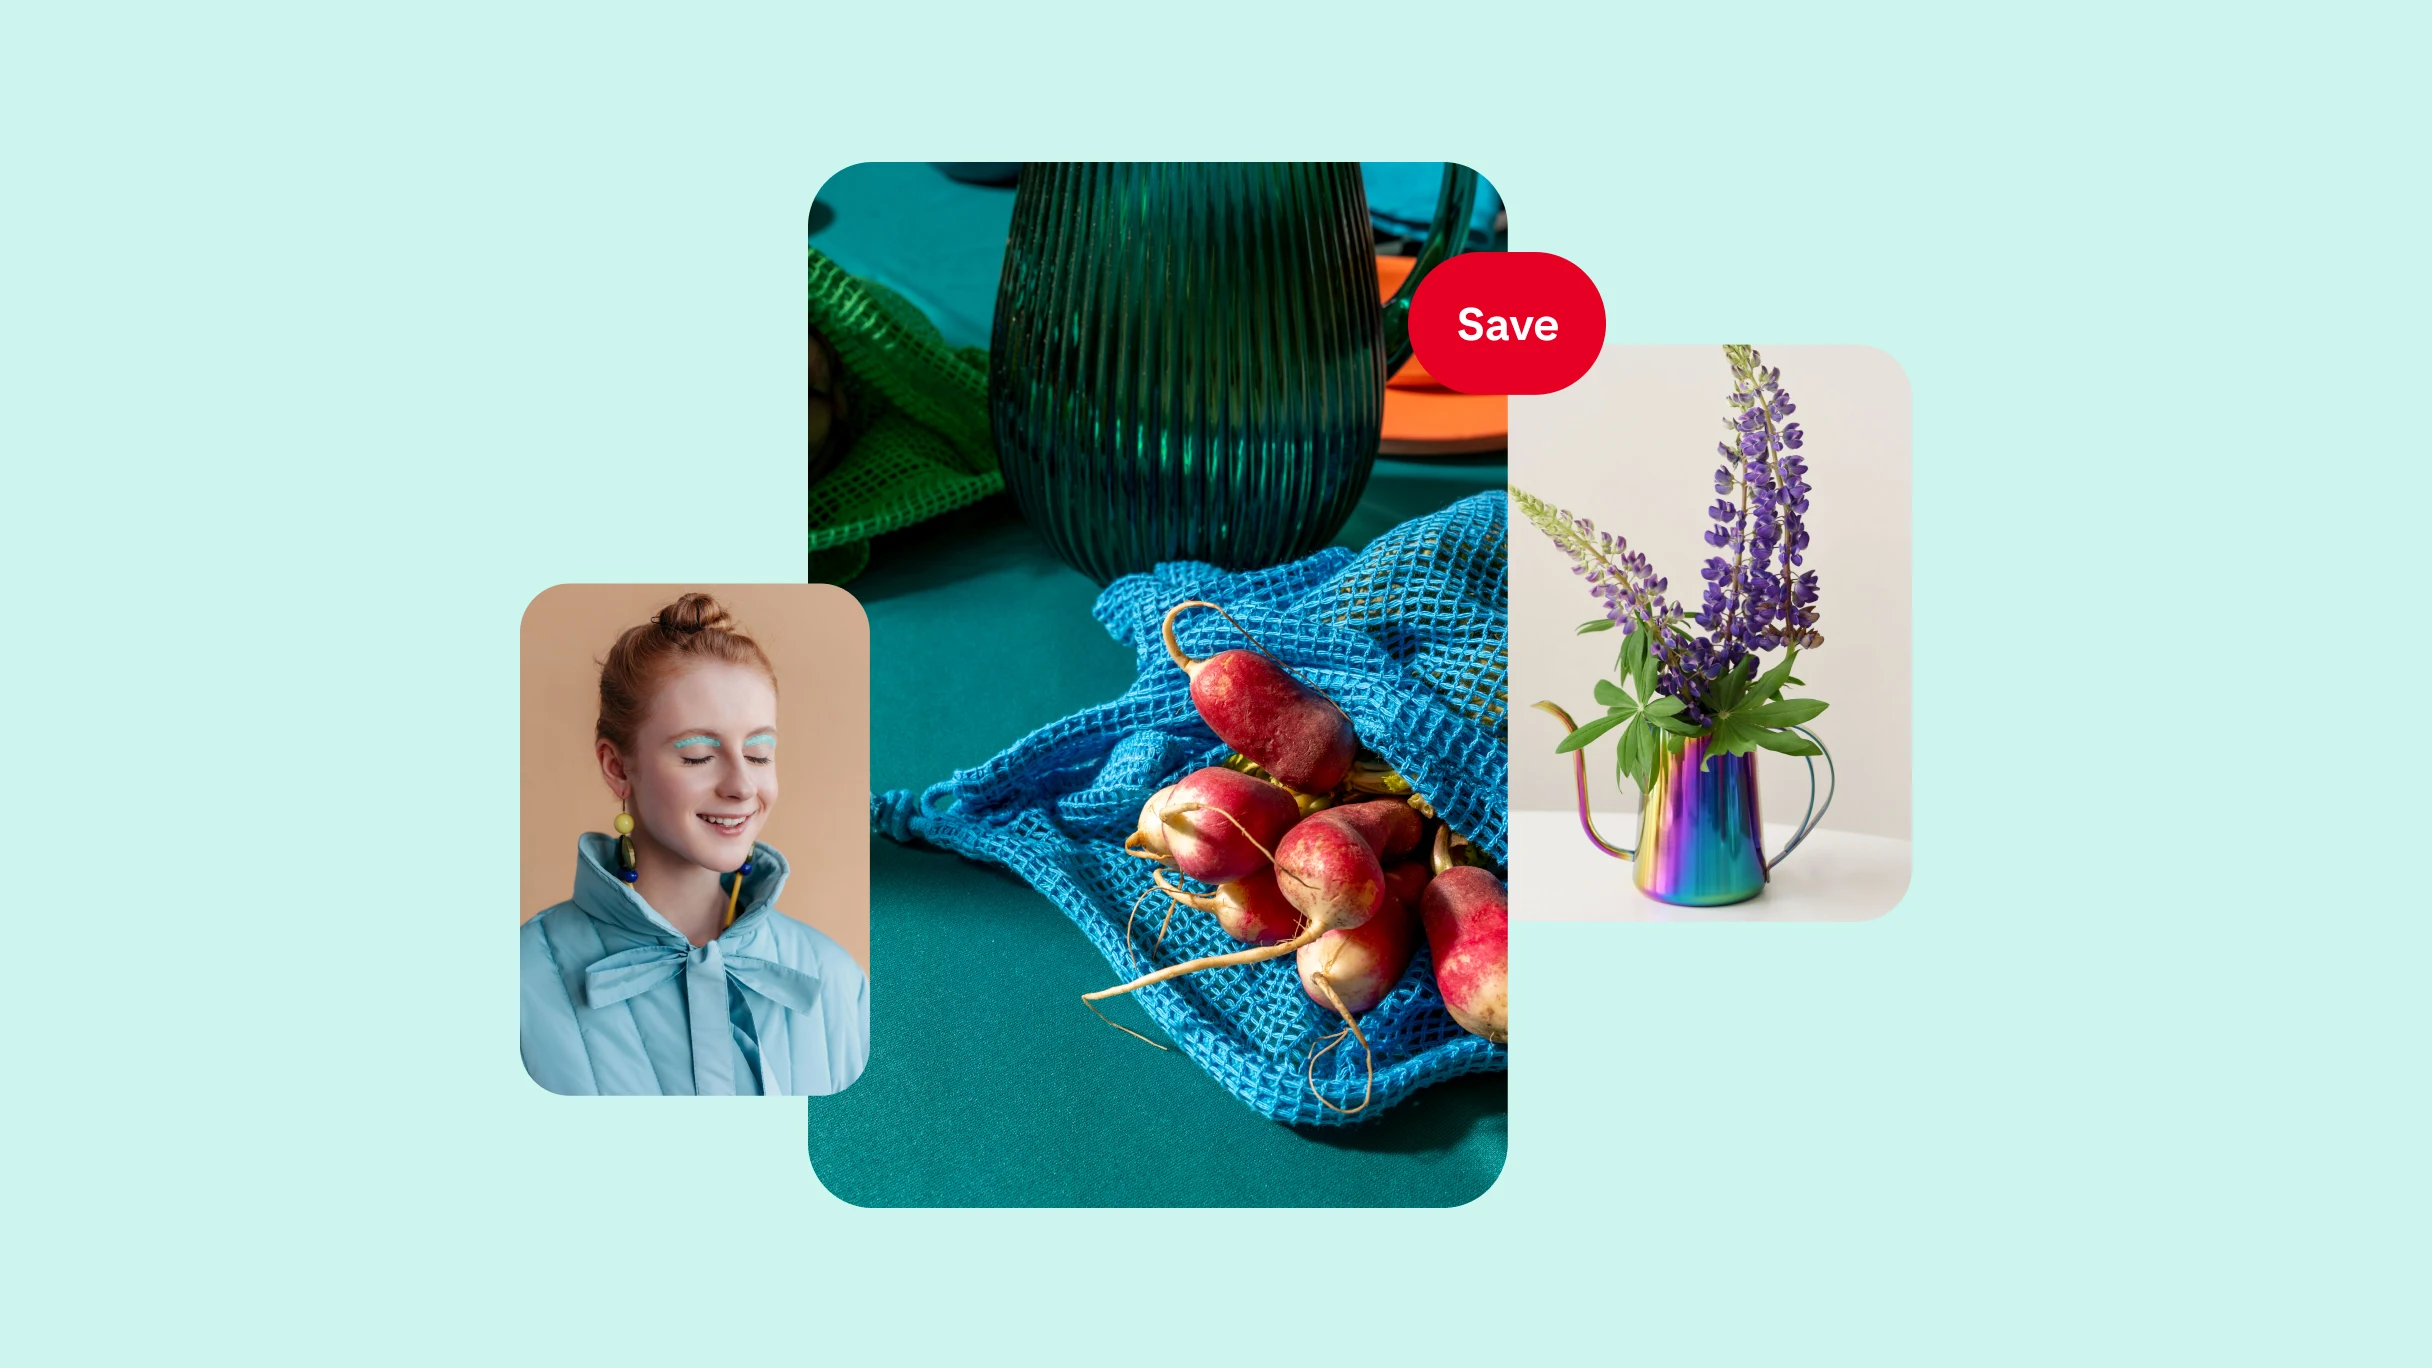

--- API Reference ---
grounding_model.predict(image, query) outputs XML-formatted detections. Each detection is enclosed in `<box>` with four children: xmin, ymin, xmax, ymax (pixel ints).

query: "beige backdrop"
<box><xmin>520</xmin><ymin>584</ymin><xmax>870</xmax><ymax>974</ymax></box>
<box><xmin>1510</xmin><ymin>346</ymin><xmax>1911</xmax><ymax>839</ymax></box>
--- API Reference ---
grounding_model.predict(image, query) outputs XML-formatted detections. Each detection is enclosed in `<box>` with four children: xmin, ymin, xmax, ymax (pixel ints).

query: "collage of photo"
<box><xmin>519</xmin><ymin>162</ymin><xmax>1911</xmax><ymax>1209</ymax></box>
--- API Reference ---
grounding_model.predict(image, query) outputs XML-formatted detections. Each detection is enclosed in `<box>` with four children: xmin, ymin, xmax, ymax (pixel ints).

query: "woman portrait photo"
<box><xmin>520</xmin><ymin>586</ymin><xmax>871</xmax><ymax>1095</ymax></box>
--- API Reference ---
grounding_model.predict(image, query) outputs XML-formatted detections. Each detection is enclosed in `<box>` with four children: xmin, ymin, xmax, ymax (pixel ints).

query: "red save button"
<box><xmin>1408</xmin><ymin>251</ymin><xmax>1606</xmax><ymax>395</ymax></box>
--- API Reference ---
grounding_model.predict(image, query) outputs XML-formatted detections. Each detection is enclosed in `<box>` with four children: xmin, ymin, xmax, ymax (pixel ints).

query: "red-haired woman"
<box><xmin>521</xmin><ymin>594</ymin><xmax>869</xmax><ymax>1095</ymax></box>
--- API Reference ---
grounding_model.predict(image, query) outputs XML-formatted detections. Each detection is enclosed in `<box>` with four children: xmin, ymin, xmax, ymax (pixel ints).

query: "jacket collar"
<box><xmin>568</xmin><ymin>831</ymin><xmax>789</xmax><ymax>945</ymax></box>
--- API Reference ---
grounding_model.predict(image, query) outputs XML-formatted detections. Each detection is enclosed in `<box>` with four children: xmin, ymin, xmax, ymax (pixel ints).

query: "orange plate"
<box><xmin>1376</xmin><ymin>254</ymin><xmax>1509</xmax><ymax>457</ymax></box>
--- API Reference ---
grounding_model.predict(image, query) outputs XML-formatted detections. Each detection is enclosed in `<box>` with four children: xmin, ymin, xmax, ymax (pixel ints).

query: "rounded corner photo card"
<box><xmin>519</xmin><ymin>583</ymin><xmax>871</xmax><ymax>1097</ymax></box>
<box><xmin>1510</xmin><ymin>344</ymin><xmax>1912</xmax><ymax>923</ymax></box>
<box><xmin>808</xmin><ymin>161</ymin><xmax>1510</xmax><ymax>1207</ymax></box>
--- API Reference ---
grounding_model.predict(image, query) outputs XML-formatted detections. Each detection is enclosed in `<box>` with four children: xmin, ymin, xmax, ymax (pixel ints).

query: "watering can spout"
<box><xmin>1531</xmin><ymin>701</ymin><xmax>1635</xmax><ymax>862</ymax></box>
<box><xmin>1378</xmin><ymin>164</ymin><xmax>1479</xmax><ymax>378</ymax></box>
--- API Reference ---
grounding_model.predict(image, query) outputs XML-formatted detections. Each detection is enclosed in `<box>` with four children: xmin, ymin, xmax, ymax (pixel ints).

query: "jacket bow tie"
<box><xmin>582</xmin><ymin>940</ymin><xmax>822</xmax><ymax>1095</ymax></box>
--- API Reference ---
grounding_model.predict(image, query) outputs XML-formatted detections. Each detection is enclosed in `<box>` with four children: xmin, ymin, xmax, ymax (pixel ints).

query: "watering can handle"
<box><xmin>1377</xmin><ymin>164</ymin><xmax>1479</xmax><ymax>378</ymax></box>
<box><xmin>1765</xmin><ymin>726</ymin><xmax>1836</xmax><ymax>871</ymax></box>
<box><xmin>1534</xmin><ymin>705</ymin><xmax>1838</xmax><ymax>871</ymax></box>
<box><xmin>1531</xmin><ymin>701</ymin><xmax>1635</xmax><ymax>862</ymax></box>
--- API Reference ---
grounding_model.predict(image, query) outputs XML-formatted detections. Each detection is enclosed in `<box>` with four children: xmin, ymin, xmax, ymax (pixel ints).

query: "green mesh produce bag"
<box><xmin>807</xmin><ymin>246</ymin><xmax>1002</xmax><ymax>583</ymax></box>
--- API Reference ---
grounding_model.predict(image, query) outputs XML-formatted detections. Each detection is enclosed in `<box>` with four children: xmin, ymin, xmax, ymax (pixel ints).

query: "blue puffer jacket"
<box><xmin>521</xmin><ymin>835</ymin><xmax>868</xmax><ymax>1096</ymax></box>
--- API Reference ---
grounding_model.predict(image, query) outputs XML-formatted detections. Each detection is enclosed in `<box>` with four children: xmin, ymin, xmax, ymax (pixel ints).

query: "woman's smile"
<box><xmin>607</xmin><ymin>658</ymin><xmax>784</xmax><ymax>902</ymax></box>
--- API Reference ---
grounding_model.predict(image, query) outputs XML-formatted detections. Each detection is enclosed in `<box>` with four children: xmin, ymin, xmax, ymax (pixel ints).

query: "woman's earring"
<box><xmin>721</xmin><ymin>856</ymin><xmax>756</xmax><ymax>929</ymax></box>
<box><xmin>614</xmin><ymin>804</ymin><xmax>640</xmax><ymax>883</ymax></box>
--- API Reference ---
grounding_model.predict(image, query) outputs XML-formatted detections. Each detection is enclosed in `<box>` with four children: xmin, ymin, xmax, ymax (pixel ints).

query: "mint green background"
<box><xmin>6</xmin><ymin>5</ymin><xmax>2418</xmax><ymax>1364</ymax></box>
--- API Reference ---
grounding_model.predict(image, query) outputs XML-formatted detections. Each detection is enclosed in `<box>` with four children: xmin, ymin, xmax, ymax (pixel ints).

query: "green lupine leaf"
<box><xmin>1712</xmin><ymin>657</ymin><xmax>1753</xmax><ymax>712</ymax></box>
<box><xmin>1631</xmin><ymin>639</ymin><xmax>1659</xmax><ymax>700</ymax></box>
<box><xmin>1594</xmin><ymin>678</ymin><xmax>1633</xmax><ymax>708</ymax></box>
<box><xmin>1702</xmin><ymin>716</ymin><xmax>1766</xmax><ymax>768</ymax></box>
<box><xmin>1741</xmin><ymin>698</ymin><xmax>1829</xmax><ymax>727</ymax></box>
<box><xmin>1753</xmin><ymin>728</ymin><xmax>1822</xmax><ymax>756</ymax></box>
<box><xmin>1649</xmin><ymin>713</ymin><xmax>1704</xmax><ymax>736</ymax></box>
<box><xmin>1644</xmin><ymin>695</ymin><xmax>1687</xmax><ymax>718</ymax></box>
<box><xmin>1555</xmin><ymin>711</ymin><xmax>1632</xmax><ymax>753</ymax></box>
<box><xmin>1746</xmin><ymin>650</ymin><xmax>1798</xmax><ymax>707</ymax></box>
<box><xmin>1620</xmin><ymin>626</ymin><xmax>1650</xmax><ymax>677</ymax></box>
<box><xmin>1618</xmin><ymin>720</ymin><xmax>1649</xmax><ymax>791</ymax></box>
<box><xmin>1577</xmin><ymin>618</ymin><xmax>1616</xmax><ymax>634</ymax></box>
<box><xmin>1700</xmin><ymin>720</ymin><xmax>1738</xmax><ymax>769</ymax></box>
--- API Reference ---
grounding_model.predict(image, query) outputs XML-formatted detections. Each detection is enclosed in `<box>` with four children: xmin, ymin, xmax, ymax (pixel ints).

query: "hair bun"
<box><xmin>597</xmin><ymin>592</ymin><xmax>775</xmax><ymax>752</ymax></box>
<box><xmin>657</xmin><ymin>592</ymin><xmax>735</xmax><ymax>636</ymax></box>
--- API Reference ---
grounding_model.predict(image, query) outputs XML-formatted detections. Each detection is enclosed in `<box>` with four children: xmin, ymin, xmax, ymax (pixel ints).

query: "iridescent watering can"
<box><xmin>989</xmin><ymin>162</ymin><xmax>1479</xmax><ymax>583</ymax></box>
<box><xmin>1535</xmin><ymin>703</ymin><xmax>1837</xmax><ymax>907</ymax></box>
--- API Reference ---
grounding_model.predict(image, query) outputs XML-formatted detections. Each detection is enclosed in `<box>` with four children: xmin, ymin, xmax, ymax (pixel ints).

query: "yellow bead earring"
<box><xmin>614</xmin><ymin>804</ymin><xmax>639</xmax><ymax>884</ymax></box>
<box><xmin>722</xmin><ymin>855</ymin><xmax>756</xmax><ymax>929</ymax></box>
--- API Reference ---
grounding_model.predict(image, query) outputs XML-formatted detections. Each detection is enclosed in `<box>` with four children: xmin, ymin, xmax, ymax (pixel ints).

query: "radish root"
<box><xmin>1121</xmin><ymin>881</ymin><xmax>1163</xmax><ymax>970</ymax></box>
<box><xmin>1083</xmin><ymin>993</ymin><xmax>1171</xmax><ymax>1052</ymax></box>
<box><xmin>1100</xmin><ymin>881</ymin><xmax>1175</xmax><ymax>1051</ymax></box>
<box><xmin>1161</xmin><ymin>598</ymin><xmax>1280</xmax><ymax>674</ymax></box>
<box><xmin>1151</xmin><ymin>867</ymin><xmax>1215</xmax><ymax>913</ymax></box>
<box><xmin>1305</xmin><ymin>974</ymin><xmax>1374</xmax><ymax>1116</ymax></box>
<box><xmin>1159</xmin><ymin>599</ymin><xmax>1358</xmax><ymax>730</ymax></box>
<box><xmin>1148</xmin><ymin>867</ymin><xmax>1210</xmax><ymax>948</ymax></box>
<box><xmin>1083</xmin><ymin>923</ymin><xmax>1324</xmax><ymax>1002</ymax></box>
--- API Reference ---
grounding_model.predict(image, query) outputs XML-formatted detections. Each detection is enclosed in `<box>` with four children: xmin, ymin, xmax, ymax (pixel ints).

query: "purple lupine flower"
<box><xmin>1513</xmin><ymin>489</ymin><xmax>1683</xmax><ymax>650</ymax></box>
<box><xmin>1697</xmin><ymin>344</ymin><xmax>1821</xmax><ymax>693</ymax></box>
<box><xmin>1722</xmin><ymin>348</ymin><xmax>1820</xmax><ymax>654</ymax></box>
<box><xmin>1516</xmin><ymin>346</ymin><xmax>1820</xmax><ymax>719</ymax></box>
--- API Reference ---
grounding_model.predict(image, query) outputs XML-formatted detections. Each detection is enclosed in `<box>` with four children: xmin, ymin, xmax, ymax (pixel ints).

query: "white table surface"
<box><xmin>1510</xmin><ymin>808</ymin><xmax>1913</xmax><ymax>922</ymax></box>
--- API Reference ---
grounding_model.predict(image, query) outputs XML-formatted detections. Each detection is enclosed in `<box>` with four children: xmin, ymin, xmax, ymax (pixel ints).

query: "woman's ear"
<box><xmin>597</xmin><ymin>738</ymin><xmax>632</xmax><ymax>804</ymax></box>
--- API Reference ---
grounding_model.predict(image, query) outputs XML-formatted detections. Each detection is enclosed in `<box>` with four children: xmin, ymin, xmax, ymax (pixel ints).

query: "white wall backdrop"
<box><xmin>1509</xmin><ymin>345</ymin><xmax>1911</xmax><ymax>839</ymax></box>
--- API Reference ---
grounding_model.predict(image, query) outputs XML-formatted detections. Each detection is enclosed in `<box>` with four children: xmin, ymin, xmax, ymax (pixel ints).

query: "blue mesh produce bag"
<box><xmin>872</xmin><ymin>491</ymin><xmax>1509</xmax><ymax>1125</ymax></box>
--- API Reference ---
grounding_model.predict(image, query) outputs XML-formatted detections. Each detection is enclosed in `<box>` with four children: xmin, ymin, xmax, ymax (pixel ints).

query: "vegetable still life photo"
<box><xmin>1510</xmin><ymin>345</ymin><xmax>1912</xmax><ymax>922</ymax></box>
<box><xmin>804</xmin><ymin>162</ymin><xmax>1511</xmax><ymax>1207</ymax></box>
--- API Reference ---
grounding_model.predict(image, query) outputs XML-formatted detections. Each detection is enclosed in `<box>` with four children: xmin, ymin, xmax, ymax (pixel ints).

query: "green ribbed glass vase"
<box><xmin>989</xmin><ymin>162</ymin><xmax>1476</xmax><ymax>584</ymax></box>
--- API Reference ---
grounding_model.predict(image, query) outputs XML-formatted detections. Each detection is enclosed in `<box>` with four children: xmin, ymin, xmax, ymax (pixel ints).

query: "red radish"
<box><xmin>1086</xmin><ymin>805</ymin><xmax>1387</xmax><ymax>1005</ymax></box>
<box><xmin>1153</xmin><ymin>866</ymin><xmax>1305</xmax><ymax>945</ymax></box>
<box><xmin>1382</xmin><ymin>859</ymin><xmax>1432</xmax><ymax>914</ymax></box>
<box><xmin>1307</xmin><ymin>800</ymin><xmax>1423</xmax><ymax>864</ymax></box>
<box><xmin>1421</xmin><ymin>829</ymin><xmax>1508</xmax><ymax>1044</ymax></box>
<box><xmin>1159</xmin><ymin>767</ymin><xmax>1300</xmax><ymax>886</ymax></box>
<box><xmin>1294</xmin><ymin>874</ymin><xmax>1420</xmax><ymax>1116</ymax></box>
<box><xmin>1267</xmin><ymin>812</ymin><xmax>1387</xmax><ymax>933</ymax></box>
<box><xmin>1297</xmin><ymin>889</ymin><xmax>1418</xmax><ymax>1017</ymax></box>
<box><xmin>1161</xmin><ymin>600</ymin><xmax>1356</xmax><ymax>793</ymax></box>
<box><xmin>1125</xmin><ymin>783</ymin><xmax>1181</xmax><ymax>862</ymax></box>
